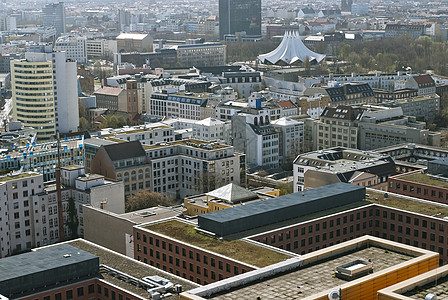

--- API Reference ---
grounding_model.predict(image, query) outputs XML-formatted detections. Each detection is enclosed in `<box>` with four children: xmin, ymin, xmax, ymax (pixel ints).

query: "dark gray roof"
<box><xmin>0</xmin><ymin>244</ymin><xmax>99</xmax><ymax>296</ymax></box>
<box><xmin>103</xmin><ymin>140</ymin><xmax>146</xmax><ymax>161</ymax></box>
<box><xmin>198</xmin><ymin>183</ymin><xmax>365</xmax><ymax>236</ymax></box>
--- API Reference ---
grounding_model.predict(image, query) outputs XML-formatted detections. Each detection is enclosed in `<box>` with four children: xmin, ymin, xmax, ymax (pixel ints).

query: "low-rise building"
<box><xmin>385</xmin><ymin>24</ymin><xmax>425</xmax><ymax>39</ymax></box>
<box><xmin>183</xmin><ymin>183</ymin><xmax>278</xmax><ymax>216</ymax></box>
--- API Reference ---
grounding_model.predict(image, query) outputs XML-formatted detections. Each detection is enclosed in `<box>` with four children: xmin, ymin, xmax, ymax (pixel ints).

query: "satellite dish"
<box><xmin>328</xmin><ymin>290</ymin><xmax>340</xmax><ymax>300</ymax></box>
<box><xmin>425</xmin><ymin>294</ymin><xmax>437</xmax><ymax>300</ymax></box>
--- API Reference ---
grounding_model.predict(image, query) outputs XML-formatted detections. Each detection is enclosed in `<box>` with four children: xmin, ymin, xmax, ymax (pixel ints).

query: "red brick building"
<box><xmin>133</xmin><ymin>218</ymin><xmax>292</xmax><ymax>285</ymax></box>
<box><xmin>388</xmin><ymin>170</ymin><xmax>448</xmax><ymax>205</ymax></box>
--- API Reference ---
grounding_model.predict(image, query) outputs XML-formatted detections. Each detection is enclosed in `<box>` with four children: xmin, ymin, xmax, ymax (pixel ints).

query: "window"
<box><xmin>77</xmin><ymin>287</ymin><xmax>84</xmax><ymax>297</ymax></box>
<box><xmin>66</xmin><ymin>290</ymin><xmax>73</xmax><ymax>300</ymax></box>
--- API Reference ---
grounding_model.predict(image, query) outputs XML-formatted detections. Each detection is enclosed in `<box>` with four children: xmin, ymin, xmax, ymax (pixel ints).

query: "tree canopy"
<box><xmin>125</xmin><ymin>191</ymin><xmax>176</xmax><ymax>212</ymax></box>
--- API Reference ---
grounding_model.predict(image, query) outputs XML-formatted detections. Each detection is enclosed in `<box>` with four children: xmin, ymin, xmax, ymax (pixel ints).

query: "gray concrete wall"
<box><xmin>83</xmin><ymin>205</ymin><xmax>135</xmax><ymax>256</ymax></box>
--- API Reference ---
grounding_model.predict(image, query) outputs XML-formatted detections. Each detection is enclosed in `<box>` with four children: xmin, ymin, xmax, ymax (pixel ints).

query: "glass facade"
<box><xmin>219</xmin><ymin>0</ymin><xmax>261</xmax><ymax>39</ymax></box>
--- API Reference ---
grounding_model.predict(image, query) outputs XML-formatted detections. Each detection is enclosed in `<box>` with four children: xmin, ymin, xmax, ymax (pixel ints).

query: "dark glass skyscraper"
<box><xmin>219</xmin><ymin>0</ymin><xmax>261</xmax><ymax>40</ymax></box>
<box><xmin>43</xmin><ymin>2</ymin><xmax>66</xmax><ymax>38</ymax></box>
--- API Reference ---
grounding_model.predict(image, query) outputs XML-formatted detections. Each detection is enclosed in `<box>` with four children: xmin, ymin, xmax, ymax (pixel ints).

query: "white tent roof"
<box><xmin>206</xmin><ymin>183</ymin><xmax>257</xmax><ymax>203</ymax></box>
<box><xmin>258</xmin><ymin>31</ymin><xmax>326</xmax><ymax>65</ymax></box>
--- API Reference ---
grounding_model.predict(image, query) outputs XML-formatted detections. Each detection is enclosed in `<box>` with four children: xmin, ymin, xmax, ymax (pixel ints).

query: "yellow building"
<box><xmin>184</xmin><ymin>183</ymin><xmax>279</xmax><ymax>216</ymax></box>
<box><xmin>11</xmin><ymin>54</ymin><xmax>55</xmax><ymax>140</ymax></box>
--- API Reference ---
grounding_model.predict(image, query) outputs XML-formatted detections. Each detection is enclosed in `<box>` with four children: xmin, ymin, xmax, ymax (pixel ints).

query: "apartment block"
<box><xmin>54</xmin><ymin>35</ymin><xmax>87</xmax><ymax>63</ymax></box>
<box><xmin>271</xmin><ymin>117</ymin><xmax>304</xmax><ymax>165</ymax></box>
<box><xmin>150</xmin><ymin>91</ymin><xmax>209</xmax><ymax>121</ymax></box>
<box><xmin>231</xmin><ymin>112</ymin><xmax>279</xmax><ymax>169</ymax></box>
<box><xmin>316</xmin><ymin>106</ymin><xmax>362</xmax><ymax>149</ymax></box>
<box><xmin>90</xmin><ymin>141</ymin><xmax>151</xmax><ymax>197</ymax></box>
<box><xmin>143</xmin><ymin>139</ymin><xmax>245</xmax><ymax>199</ymax></box>
<box><xmin>94</xmin><ymin>86</ymin><xmax>127</xmax><ymax>112</ymax></box>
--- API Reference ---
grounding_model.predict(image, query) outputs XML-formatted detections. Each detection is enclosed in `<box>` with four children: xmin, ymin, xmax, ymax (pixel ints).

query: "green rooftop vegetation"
<box><xmin>367</xmin><ymin>189</ymin><xmax>448</xmax><ymax>218</ymax></box>
<box><xmin>144</xmin><ymin>219</ymin><xmax>292</xmax><ymax>268</ymax></box>
<box><xmin>399</xmin><ymin>172</ymin><xmax>448</xmax><ymax>189</ymax></box>
<box><xmin>0</xmin><ymin>172</ymin><xmax>37</xmax><ymax>183</ymax></box>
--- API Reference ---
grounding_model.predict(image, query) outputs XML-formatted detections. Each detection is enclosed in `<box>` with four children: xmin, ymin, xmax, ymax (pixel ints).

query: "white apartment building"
<box><xmin>271</xmin><ymin>117</ymin><xmax>304</xmax><ymax>164</ymax></box>
<box><xmin>150</xmin><ymin>91</ymin><xmax>209</xmax><ymax>120</ymax></box>
<box><xmin>0</xmin><ymin>172</ymin><xmax>47</xmax><ymax>257</ymax></box>
<box><xmin>191</xmin><ymin>118</ymin><xmax>226</xmax><ymax>142</ymax></box>
<box><xmin>0</xmin><ymin>167</ymin><xmax>124</xmax><ymax>257</ymax></box>
<box><xmin>54</xmin><ymin>35</ymin><xmax>87</xmax><ymax>63</ymax></box>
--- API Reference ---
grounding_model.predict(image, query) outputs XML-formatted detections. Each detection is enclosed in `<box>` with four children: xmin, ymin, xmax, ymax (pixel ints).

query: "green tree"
<box><xmin>303</xmin><ymin>56</ymin><xmax>311</xmax><ymax>75</ymax></box>
<box><xmin>101</xmin><ymin>115</ymin><xmax>127</xmax><ymax>129</ymax></box>
<box><xmin>276</xmin><ymin>181</ymin><xmax>293</xmax><ymax>195</ymax></box>
<box><xmin>125</xmin><ymin>191</ymin><xmax>177</xmax><ymax>212</ymax></box>
<box><xmin>66</xmin><ymin>197</ymin><xmax>79</xmax><ymax>239</ymax></box>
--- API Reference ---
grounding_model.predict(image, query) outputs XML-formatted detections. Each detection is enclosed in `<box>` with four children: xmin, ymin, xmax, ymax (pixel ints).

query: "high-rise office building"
<box><xmin>219</xmin><ymin>0</ymin><xmax>261</xmax><ymax>40</ymax></box>
<box><xmin>42</xmin><ymin>2</ymin><xmax>66</xmax><ymax>38</ymax></box>
<box><xmin>11</xmin><ymin>51</ymin><xmax>79</xmax><ymax>140</ymax></box>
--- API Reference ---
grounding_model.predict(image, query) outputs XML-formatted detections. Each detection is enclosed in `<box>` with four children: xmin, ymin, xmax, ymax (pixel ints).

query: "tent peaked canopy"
<box><xmin>206</xmin><ymin>183</ymin><xmax>257</xmax><ymax>203</ymax></box>
<box><xmin>258</xmin><ymin>31</ymin><xmax>326</xmax><ymax>64</ymax></box>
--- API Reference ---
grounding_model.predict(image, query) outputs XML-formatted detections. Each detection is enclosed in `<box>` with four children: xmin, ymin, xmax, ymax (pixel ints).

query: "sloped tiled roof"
<box><xmin>103</xmin><ymin>140</ymin><xmax>146</xmax><ymax>161</ymax></box>
<box><xmin>94</xmin><ymin>86</ymin><xmax>124</xmax><ymax>96</ymax></box>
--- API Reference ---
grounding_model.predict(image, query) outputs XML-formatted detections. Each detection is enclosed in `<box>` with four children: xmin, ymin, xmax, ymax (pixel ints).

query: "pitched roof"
<box><xmin>413</xmin><ymin>74</ymin><xmax>435</xmax><ymax>86</ymax></box>
<box><xmin>103</xmin><ymin>140</ymin><xmax>146</xmax><ymax>161</ymax></box>
<box><xmin>276</xmin><ymin>100</ymin><xmax>297</xmax><ymax>109</ymax></box>
<box><xmin>94</xmin><ymin>86</ymin><xmax>124</xmax><ymax>96</ymax></box>
<box><xmin>321</xmin><ymin>105</ymin><xmax>364</xmax><ymax>121</ymax></box>
<box><xmin>206</xmin><ymin>183</ymin><xmax>257</xmax><ymax>203</ymax></box>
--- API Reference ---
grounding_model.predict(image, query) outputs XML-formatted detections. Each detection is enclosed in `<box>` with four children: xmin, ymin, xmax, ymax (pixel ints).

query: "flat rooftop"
<box><xmin>143</xmin><ymin>139</ymin><xmax>230</xmax><ymax>150</ymax></box>
<box><xmin>198</xmin><ymin>183</ymin><xmax>365</xmax><ymax>236</ymax></box>
<box><xmin>207</xmin><ymin>241</ymin><xmax>416</xmax><ymax>299</ymax></box>
<box><xmin>402</xmin><ymin>275</ymin><xmax>448</xmax><ymax>299</ymax></box>
<box><xmin>295</xmin><ymin>147</ymin><xmax>392</xmax><ymax>173</ymax></box>
<box><xmin>142</xmin><ymin>219</ymin><xmax>293</xmax><ymax>268</ymax></box>
<box><xmin>118</xmin><ymin>205</ymin><xmax>183</xmax><ymax>224</ymax></box>
<box><xmin>0</xmin><ymin>172</ymin><xmax>39</xmax><ymax>183</ymax></box>
<box><xmin>68</xmin><ymin>239</ymin><xmax>198</xmax><ymax>299</ymax></box>
<box><xmin>0</xmin><ymin>244</ymin><xmax>96</xmax><ymax>283</ymax></box>
<box><xmin>398</xmin><ymin>172</ymin><xmax>448</xmax><ymax>189</ymax></box>
<box><xmin>367</xmin><ymin>189</ymin><xmax>448</xmax><ymax>219</ymax></box>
